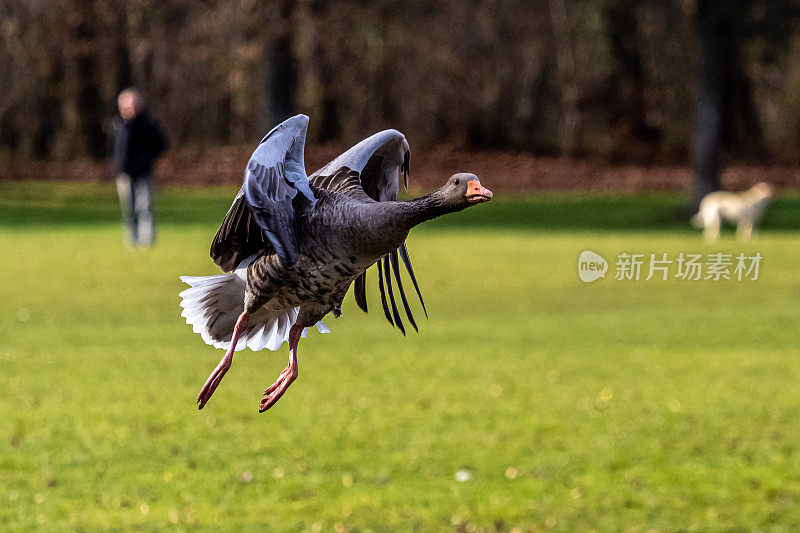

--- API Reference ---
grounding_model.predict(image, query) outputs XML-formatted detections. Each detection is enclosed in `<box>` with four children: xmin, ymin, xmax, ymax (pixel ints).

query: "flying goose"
<box><xmin>179</xmin><ymin>115</ymin><xmax>492</xmax><ymax>412</ymax></box>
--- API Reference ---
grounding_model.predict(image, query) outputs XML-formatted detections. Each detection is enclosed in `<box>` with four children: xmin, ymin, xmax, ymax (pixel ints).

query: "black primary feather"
<box><xmin>399</xmin><ymin>242</ymin><xmax>427</xmax><ymax>318</ymax></box>
<box><xmin>382</xmin><ymin>255</ymin><xmax>405</xmax><ymax>335</ymax></box>
<box><xmin>354</xmin><ymin>272</ymin><xmax>368</xmax><ymax>313</ymax></box>
<box><xmin>376</xmin><ymin>259</ymin><xmax>394</xmax><ymax>326</ymax></box>
<box><xmin>389</xmin><ymin>249</ymin><xmax>418</xmax><ymax>332</ymax></box>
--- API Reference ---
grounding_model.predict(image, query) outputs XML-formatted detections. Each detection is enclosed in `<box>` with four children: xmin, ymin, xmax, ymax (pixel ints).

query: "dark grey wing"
<box><xmin>210</xmin><ymin>115</ymin><xmax>315</xmax><ymax>271</ymax></box>
<box><xmin>210</xmin><ymin>188</ymin><xmax>271</xmax><ymax>273</ymax></box>
<box><xmin>309</xmin><ymin>130</ymin><xmax>423</xmax><ymax>334</ymax></box>
<box><xmin>310</xmin><ymin>167</ymin><xmax>373</xmax><ymax>202</ymax></box>
<box><xmin>309</xmin><ymin>129</ymin><xmax>408</xmax><ymax>202</ymax></box>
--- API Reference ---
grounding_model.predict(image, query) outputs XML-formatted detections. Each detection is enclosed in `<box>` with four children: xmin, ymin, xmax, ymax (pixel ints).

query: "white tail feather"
<box><xmin>178</xmin><ymin>270</ymin><xmax>329</xmax><ymax>352</ymax></box>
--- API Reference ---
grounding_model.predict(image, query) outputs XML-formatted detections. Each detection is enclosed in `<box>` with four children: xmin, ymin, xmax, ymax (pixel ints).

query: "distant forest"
<box><xmin>2</xmin><ymin>0</ymin><xmax>800</xmax><ymax>164</ymax></box>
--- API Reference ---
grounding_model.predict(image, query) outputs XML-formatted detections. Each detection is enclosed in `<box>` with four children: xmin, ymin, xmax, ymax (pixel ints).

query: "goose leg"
<box><xmin>260</xmin><ymin>324</ymin><xmax>303</xmax><ymax>413</ymax></box>
<box><xmin>197</xmin><ymin>311</ymin><xmax>249</xmax><ymax>409</ymax></box>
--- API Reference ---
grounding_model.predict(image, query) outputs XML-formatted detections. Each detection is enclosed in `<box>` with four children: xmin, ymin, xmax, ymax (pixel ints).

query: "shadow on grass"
<box><xmin>2</xmin><ymin>181</ymin><xmax>800</xmax><ymax>232</ymax></box>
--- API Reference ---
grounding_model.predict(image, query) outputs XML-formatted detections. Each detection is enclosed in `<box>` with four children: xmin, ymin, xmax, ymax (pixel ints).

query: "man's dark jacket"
<box><xmin>112</xmin><ymin>112</ymin><xmax>166</xmax><ymax>178</ymax></box>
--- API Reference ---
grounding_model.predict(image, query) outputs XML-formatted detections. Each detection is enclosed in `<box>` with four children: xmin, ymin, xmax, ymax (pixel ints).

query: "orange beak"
<box><xmin>466</xmin><ymin>179</ymin><xmax>493</xmax><ymax>203</ymax></box>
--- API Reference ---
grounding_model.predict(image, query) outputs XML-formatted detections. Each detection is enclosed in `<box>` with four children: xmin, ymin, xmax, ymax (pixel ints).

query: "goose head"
<box><xmin>435</xmin><ymin>173</ymin><xmax>493</xmax><ymax>211</ymax></box>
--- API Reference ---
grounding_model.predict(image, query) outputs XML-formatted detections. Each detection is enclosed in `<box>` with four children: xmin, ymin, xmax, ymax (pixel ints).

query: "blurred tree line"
<box><xmin>2</xmin><ymin>0</ymin><xmax>800</xmax><ymax>171</ymax></box>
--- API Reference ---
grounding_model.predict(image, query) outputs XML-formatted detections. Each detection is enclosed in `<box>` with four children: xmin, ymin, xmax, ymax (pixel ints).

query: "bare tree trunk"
<box><xmin>294</xmin><ymin>0</ymin><xmax>339</xmax><ymax>142</ymax></box>
<box><xmin>602</xmin><ymin>0</ymin><xmax>654</xmax><ymax>146</ymax></box>
<box><xmin>112</xmin><ymin>3</ymin><xmax>132</xmax><ymax>95</ymax></box>
<box><xmin>73</xmin><ymin>0</ymin><xmax>105</xmax><ymax>158</ymax></box>
<box><xmin>268</xmin><ymin>31</ymin><xmax>297</xmax><ymax>125</ymax></box>
<box><xmin>693</xmin><ymin>0</ymin><xmax>725</xmax><ymax>207</ymax></box>
<box><xmin>548</xmin><ymin>0</ymin><xmax>580</xmax><ymax>155</ymax></box>
<box><xmin>55</xmin><ymin>0</ymin><xmax>104</xmax><ymax>159</ymax></box>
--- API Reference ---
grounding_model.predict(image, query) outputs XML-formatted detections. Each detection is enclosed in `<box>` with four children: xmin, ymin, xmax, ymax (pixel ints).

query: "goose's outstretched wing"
<box><xmin>309</xmin><ymin>130</ymin><xmax>426</xmax><ymax>335</ymax></box>
<box><xmin>211</xmin><ymin>115</ymin><xmax>315</xmax><ymax>271</ymax></box>
<box><xmin>311</xmin><ymin>129</ymin><xmax>409</xmax><ymax>201</ymax></box>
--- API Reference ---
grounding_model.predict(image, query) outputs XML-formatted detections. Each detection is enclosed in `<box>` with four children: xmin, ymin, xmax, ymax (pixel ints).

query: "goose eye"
<box><xmin>454</xmin><ymin>179</ymin><xmax>460</xmax><ymax>186</ymax></box>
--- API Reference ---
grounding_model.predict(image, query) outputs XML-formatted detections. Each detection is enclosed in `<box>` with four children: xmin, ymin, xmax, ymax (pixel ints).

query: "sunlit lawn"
<box><xmin>1</xmin><ymin>183</ymin><xmax>800</xmax><ymax>530</ymax></box>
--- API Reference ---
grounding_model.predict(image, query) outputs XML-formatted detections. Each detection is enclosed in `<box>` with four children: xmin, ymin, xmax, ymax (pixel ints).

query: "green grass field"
<box><xmin>2</xmin><ymin>183</ymin><xmax>800</xmax><ymax>531</ymax></box>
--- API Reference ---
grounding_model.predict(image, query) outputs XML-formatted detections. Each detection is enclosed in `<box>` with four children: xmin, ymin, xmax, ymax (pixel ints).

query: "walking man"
<box><xmin>111</xmin><ymin>87</ymin><xmax>166</xmax><ymax>247</ymax></box>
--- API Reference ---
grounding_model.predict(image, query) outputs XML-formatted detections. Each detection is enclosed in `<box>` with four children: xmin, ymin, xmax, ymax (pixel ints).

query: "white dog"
<box><xmin>692</xmin><ymin>182</ymin><xmax>773</xmax><ymax>242</ymax></box>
